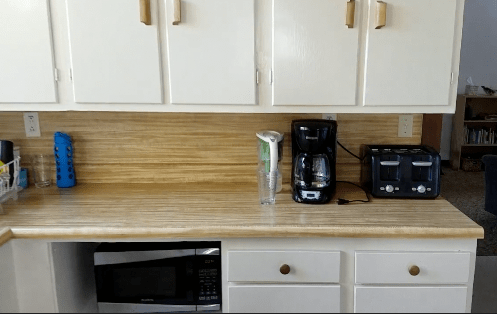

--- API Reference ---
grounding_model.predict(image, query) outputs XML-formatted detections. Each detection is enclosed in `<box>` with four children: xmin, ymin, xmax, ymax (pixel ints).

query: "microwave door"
<box><xmin>95</xmin><ymin>249</ymin><xmax>196</xmax><ymax>307</ymax></box>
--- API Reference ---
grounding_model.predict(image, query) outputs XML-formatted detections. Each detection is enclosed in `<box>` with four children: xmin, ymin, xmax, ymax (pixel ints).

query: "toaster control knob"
<box><xmin>417</xmin><ymin>185</ymin><xmax>427</xmax><ymax>194</ymax></box>
<box><xmin>385</xmin><ymin>185</ymin><xmax>394</xmax><ymax>193</ymax></box>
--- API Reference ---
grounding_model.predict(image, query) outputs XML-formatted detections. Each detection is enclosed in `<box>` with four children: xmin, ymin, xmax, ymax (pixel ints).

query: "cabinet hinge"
<box><xmin>451</xmin><ymin>72</ymin><xmax>455</xmax><ymax>84</ymax></box>
<box><xmin>269</xmin><ymin>70</ymin><xmax>273</xmax><ymax>85</ymax></box>
<box><xmin>54</xmin><ymin>68</ymin><xmax>59</xmax><ymax>82</ymax></box>
<box><xmin>70</xmin><ymin>68</ymin><xmax>73</xmax><ymax>81</ymax></box>
<box><xmin>256</xmin><ymin>70</ymin><xmax>260</xmax><ymax>85</ymax></box>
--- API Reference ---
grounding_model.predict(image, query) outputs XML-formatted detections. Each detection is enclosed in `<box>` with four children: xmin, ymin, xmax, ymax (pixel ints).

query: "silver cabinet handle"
<box><xmin>412</xmin><ymin>162</ymin><xmax>433</xmax><ymax>167</ymax></box>
<box><xmin>380</xmin><ymin>161</ymin><xmax>400</xmax><ymax>166</ymax></box>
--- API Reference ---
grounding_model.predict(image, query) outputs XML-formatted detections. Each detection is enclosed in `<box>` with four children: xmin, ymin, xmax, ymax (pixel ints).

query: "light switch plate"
<box><xmin>23</xmin><ymin>112</ymin><xmax>41</xmax><ymax>138</ymax></box>
<box><xmin>398</xmin><ymin>115</ymin><xmax>413</xmax><ymax>138</ymax></box>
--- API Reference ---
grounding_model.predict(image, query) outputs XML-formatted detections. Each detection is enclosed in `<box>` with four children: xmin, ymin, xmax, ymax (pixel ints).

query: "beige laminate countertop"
<box><xmin>0</xmin><ymin>183</ymin><xmax>484</xmax><ymax>242</ymax></box>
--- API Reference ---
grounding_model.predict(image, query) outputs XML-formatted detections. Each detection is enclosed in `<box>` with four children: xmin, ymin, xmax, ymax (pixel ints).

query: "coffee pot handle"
<box><xmin>302</xmin><ymin>156</ymin><xmax>313</xmax><ymax>188</ymax></box>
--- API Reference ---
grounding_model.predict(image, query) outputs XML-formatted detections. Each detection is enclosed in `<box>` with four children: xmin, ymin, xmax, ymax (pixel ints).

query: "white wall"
<box><xmin>458</xmin><ymin>0</ymin><xmax>497</xmax><ymax>93</ymax></box>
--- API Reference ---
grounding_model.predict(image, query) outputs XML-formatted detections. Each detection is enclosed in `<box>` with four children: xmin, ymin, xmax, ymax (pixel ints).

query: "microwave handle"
<box><xmin>196</xmin><ymin>248</ymin><xmax>220</xmax><ymax>256</ymax></box>
<box><xmin>94</xmin><ymin>249</ymin><xmax>196</xmax><ymax>266</ymax></box>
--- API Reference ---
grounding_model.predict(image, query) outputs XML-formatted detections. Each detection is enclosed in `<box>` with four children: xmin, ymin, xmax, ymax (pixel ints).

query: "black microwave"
<box><xmin>94</xmin><ymin>242</ymin><xmax>221</xmax><ymax>313</ymax></box>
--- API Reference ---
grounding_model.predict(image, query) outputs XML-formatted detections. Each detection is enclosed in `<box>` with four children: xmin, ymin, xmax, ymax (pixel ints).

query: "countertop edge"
<box><xmin>0</xmin><ymin>227</ymin><xmax>13</xmax><ymax>246</ymax></box>
<box><xmin>9</xmin><ymin>226</ymin><xmax>485</xmax><ymax>240</ymax></box>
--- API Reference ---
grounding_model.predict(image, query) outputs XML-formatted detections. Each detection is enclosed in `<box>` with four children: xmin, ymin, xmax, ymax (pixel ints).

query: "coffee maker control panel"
<box><xmin>301</xmin><ymin>191</ymin><xmax>321</xmax><ymax>200</ymax></box>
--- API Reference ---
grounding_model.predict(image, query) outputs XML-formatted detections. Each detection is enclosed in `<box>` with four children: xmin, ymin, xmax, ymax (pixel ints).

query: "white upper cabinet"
<box><xmin>66</xmin><ymin>0</ymin><xmax>162</xmax><ymax>104</ymax></box>
<box><xmin>273</xmin><ymin>0</ymin><xmax>360</xmax><ymax>107</ymax></box>
<box><xmin>166</xmin><ymin>0</ymin><xmax>256</xmax><ymax>106</ymax></box>
<box><xmin>0</xmin><ymin>0</ymin><xmax>57</xmax><ymax>103</ymax></box>
<box><xmin>364</xmin><ymin>0</ymin><xmax>458</xmax><ymax>107</ymax></box>
<box><xmin>0</xmin><ymin>0</ymin><xmax>465</xmax><ymax>113</ymax></box>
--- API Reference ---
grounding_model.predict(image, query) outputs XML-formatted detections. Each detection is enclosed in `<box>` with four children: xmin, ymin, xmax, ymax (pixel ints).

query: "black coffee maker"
<box><xmin>292</xmin><ymin>120</ymin><xmax>337</xmax><ymax>204</ymax></box>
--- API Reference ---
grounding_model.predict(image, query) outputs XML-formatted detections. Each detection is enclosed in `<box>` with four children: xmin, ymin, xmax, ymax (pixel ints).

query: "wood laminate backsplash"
<box><xmin>0</xmin><ymin>112</ymin><xmax>422</xmax><ymax>184</ymax></box>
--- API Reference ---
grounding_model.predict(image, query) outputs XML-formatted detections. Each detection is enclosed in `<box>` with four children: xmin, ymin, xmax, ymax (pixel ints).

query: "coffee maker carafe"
<box><xmin>292</xmin><ymin>120</ymin><xmax>337</xmax><ymax>204</ymax></box>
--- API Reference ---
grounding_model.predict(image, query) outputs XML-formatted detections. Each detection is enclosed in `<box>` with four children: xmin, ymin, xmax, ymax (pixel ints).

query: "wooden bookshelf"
<box><xmin>462</xmin><ymin>144</ymin><xmax>497</xmax><ymax>147</ymax></box>
<box><xmin>450</xmin><ymin>95</ymin><xmax>497</xmax><ymax>170</ymax></box>
<box><xmin>464</xmin><ymin>120</ymin><xmax>497</xmax><ymax>123</ymax></box>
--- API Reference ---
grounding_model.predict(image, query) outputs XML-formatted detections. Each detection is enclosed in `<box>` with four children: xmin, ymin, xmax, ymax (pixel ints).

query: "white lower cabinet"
<box><xmin>0</xmin><ymin>238</ymin><xmax>478</xmax><ymax>313</ymax></box>
<box><xmin>354</xmin><ymin>251</ymin><xmax>471</xmax><ymax>313</ymax></box>
<box><xmin>227</xmin><ymin>250</ymin><xmax>341</xmax><ymax>313</ymax></box>
<box><xmin>354</xmin><ymin>286</ymin><xmax>468</xmax><ymax>313</ymax></box>
<box><xmin>229</xmin><ymin>285</ymin><xmax>341</xmax><ymax>313</ymax></box>
<box><xmin>224</xmin><ymin>239</ymin><xmax>477</xmax><ymax>313</ymax></box>
<box><xmin>0</xmin><ymin>242</ymin><xmax>19</xmax><ymax>313</ymax></box>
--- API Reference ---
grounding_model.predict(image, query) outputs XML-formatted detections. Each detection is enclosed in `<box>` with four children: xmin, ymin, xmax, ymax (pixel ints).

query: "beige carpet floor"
<box><xmin>441</xmin><ymin>167</ymin><xmax>497</xmax><ymax>256</ymax></box>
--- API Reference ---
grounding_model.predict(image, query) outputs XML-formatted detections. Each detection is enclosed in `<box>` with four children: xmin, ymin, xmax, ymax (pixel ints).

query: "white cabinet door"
<box><xmin>66</xmin><ymin>0</ymin><xmax>162</xmax><ymax>104</ymax></box>
<box><xmin>0</xmin><ymin>0</ymin><xmax>57</xmax><ymax>103</ymax></box>
<box><xmin>0</xmin><ymin>242</ymin><xmax>19</xmax><ymax>313</ymax></box>
<box><xmin>166</xmin><ymin>0</ymin><xmax>256</xmax><ymax>106</ymax></box>
<box><xmin>273</xmin><ymin>0</ymin><xmax>360</xmax><ymax>107</ymax></box>
<box><xmin>364</xmin><ymin>0</ymin><xmax>458</xmax><ymax>107</ymax></box>
<box><xmin>11</xmin><ymin>240</ymin><xmax>58</xmax><ymax>312</ymax></box>
<box><xmin>354</xmin><ymin>286</ymin><xmax>468</xmax><ymax>313</ymax></box>
<box><xmin>229</xmin><ymin>285</ymin><xmax>340</xmax><ymax>313</ymax></box>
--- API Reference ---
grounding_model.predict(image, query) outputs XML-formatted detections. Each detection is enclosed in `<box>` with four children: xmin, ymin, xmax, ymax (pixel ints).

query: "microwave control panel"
<box><xmin>198</xmin><ymin>268</ymin><xmax>219</xmax><ymax>301</ymax></box>
<box><xmin>197</xmin><ymin>254</ymin><xmax>221</xmax><ymax>304</ymax></box>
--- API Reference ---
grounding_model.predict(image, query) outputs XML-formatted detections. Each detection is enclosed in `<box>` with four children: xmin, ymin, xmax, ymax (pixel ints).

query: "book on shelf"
<box><xmin>463</xmin><ymin>126</ymin><xmax>497</xmax><ymax>145</ymax></box>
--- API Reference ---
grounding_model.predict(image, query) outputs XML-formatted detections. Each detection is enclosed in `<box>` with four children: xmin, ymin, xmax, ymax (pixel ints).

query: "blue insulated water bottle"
<box><xmin>54</xmin><ymin>132</ymin><xmax>76</xmax><ymax>188</ymax></box>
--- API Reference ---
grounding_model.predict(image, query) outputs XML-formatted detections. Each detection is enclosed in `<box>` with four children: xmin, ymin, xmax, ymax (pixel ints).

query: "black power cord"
<box><xmin>336</xmin><ymin>142</ymin><xmax>370</xmax><ymax>205</ymax></box>
<box><xmin>336</xmin><ymin>181</ymin><xmax>370</xmax><ymax>205</ymax></box>
<box><xmin>337</xmin><ymin>141</ymin><xmax>364</xmax><ymax>161</ymax></box>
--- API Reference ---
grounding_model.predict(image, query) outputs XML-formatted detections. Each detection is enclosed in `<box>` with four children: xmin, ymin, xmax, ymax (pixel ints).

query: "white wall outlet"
<box><xmin>23</xmin><ymin>112</ymin><xmax>41</xmax><ymax>138</ymax></box>
<box><xmin>398</xmin><ymin>115</ymin><xmax>414</xmax><ymax>138</ymax></box>
<box><xmin>322</xmin><ymin>113</ymin><xmax>337</xmax><ymax>121</ymax></box>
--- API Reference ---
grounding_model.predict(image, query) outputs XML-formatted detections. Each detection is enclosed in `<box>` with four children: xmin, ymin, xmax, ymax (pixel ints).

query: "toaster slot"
<box><xmin>412</xmin><ymin>157</ymin><xmax>433</xmax><ymax>182</ymax></box>
<box><xmin>379</xmin><ymin>158</ymin><xmax>400</xmax><ymax>182</ymax></box>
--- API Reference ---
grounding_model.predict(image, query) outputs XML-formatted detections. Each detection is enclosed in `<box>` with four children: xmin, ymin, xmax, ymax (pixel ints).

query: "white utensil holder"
<box><xmin>0</xmin><ymin>157</ymin><xmax>21</xmax><ymax>214</ymax></box>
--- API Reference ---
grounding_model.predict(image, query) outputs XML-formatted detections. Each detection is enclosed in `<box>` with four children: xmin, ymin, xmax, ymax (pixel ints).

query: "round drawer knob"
<box><xmin>409</xmin><ymin>265</ymin><xmax>421</xmax><ymax>276</ymax></box>
<box><xmin>280</xmin><ymin>264</ymin><xmax>291</xmax><ymax>275</ymax></box>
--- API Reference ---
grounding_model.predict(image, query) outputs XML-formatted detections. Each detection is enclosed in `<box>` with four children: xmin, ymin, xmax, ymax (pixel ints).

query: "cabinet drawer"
<box><xmin>229</xmin><ymin>285</ymin><xmax>340</xmax><ymax>313</ymax></box>
<box><xmin>354</xmin><ymin>286</ymin><xmax>468</xmax><ymax>313</ymax></box>
<box><xmin>355</xmin><ymin>251</ymin><xmax>471</xmax><ymax>284</ymax></box>
<box><xmin>228</xmin><ymin>250</ymin><xmax>340</xmax><ymax>283</ymax></box>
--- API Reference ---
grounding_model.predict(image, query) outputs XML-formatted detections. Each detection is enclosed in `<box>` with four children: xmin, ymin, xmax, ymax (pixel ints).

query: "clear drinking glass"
<box><xmin>258</xmin><ymin>169</ymin><xmax>278</xmax><ymax>205</ymax></box>
<box><xmin>33</xmin><ymin>154</ymin><xmax>52</xmax><ymax>188</ymax></box>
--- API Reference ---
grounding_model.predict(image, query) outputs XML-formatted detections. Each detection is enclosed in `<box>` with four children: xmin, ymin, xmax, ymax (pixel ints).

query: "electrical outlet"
<box><xmin>322</xmin><ymin>113</ymin><xmax>337</xmax><ymax>121</ymax></box>
<box><xmin>398</xmin><ymin>115</ymin><xmax>413</xmax><ymax>138</ymax></box>
<box><xmin>23</xmin><ymin>112</ymin><xmax>41</xmax><ymax>138</ymax></box>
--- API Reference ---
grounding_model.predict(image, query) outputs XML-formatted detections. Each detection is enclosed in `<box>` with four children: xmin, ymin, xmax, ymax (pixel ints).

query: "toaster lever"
<box><xmin>380</xmin><ymin>161</ymin><xmax>400</xmax><ymax>166</ymax></box>
<box><xmin>412</xmin><ymin>161</ymin><xmax>433</xmax><ymax>167</ymax></box>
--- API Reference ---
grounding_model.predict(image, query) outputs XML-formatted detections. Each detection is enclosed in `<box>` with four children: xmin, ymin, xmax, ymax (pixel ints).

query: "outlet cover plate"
<box><xmin>398</xmin><ymin>115</ymin><xmax>414</xmax><ymax>138</ymax></box>
<box><xmin>23</xmin><ymin>112</ymin><xmax>41</xmax><ymax>138</ymax></box>
<box><xmin>322</xmin><ymin>113</ymin><xmax>337</xmax><ymax>121</ymax></box>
